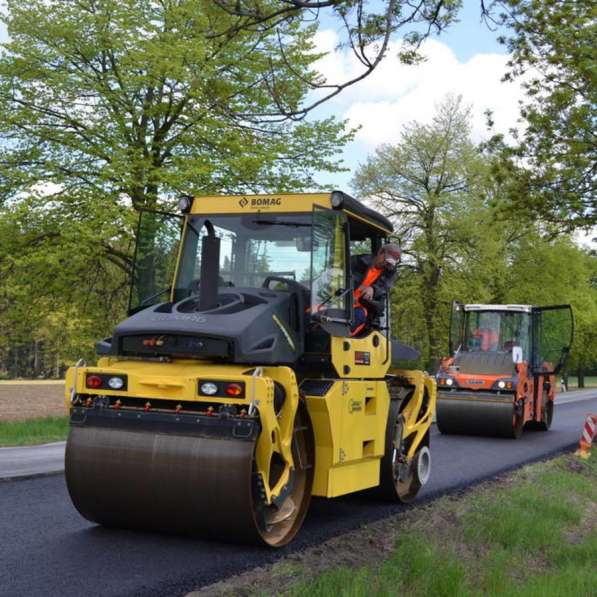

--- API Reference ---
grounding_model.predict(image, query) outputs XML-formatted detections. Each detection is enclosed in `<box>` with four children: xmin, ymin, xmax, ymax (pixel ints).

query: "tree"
<box><xmin>488</xmin><ymin>0</ymin><xmax>596</xmax><ymax>228</ymax></box>
<box><xmin>0</xmin><ymin>194</ymin><xmax>131</xmax><ymax>375</ymax></box>
<box><xmin>0</xmin><ymin>0</ymin><xmax>357</xmax><ymax>373</ymax></box>
<box><xmin>353</xmin><ymin>96</ymin><xmax>497</xmax><ymax>364</ymax></box>
<box><xmin>502</xmin><ymin>233</ymin><xmax>597</xmax><ymax>387</ymax></box>
<box><xmin>212</xmin><ymin>1</ymin><xmax>462</xmax><ymax>117</ymax></box>
<box><xmin>0</xmin><ymin>0</ymin><xmax>352</xmax><ymax>213</ymax></box>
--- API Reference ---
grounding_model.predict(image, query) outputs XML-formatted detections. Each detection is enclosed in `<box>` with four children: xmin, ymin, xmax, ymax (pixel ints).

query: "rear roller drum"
<box><xmin>378</xmin><ymin>394</ymin><xmax>430</xmax><ymax>503</ymax></box>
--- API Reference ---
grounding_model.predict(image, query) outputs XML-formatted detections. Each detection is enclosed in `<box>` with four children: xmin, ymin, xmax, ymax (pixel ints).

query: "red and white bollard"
<box><xmin>575</xmin><ymin>414</ymin><xmax>597</xmax><ymax>460</ymax></box>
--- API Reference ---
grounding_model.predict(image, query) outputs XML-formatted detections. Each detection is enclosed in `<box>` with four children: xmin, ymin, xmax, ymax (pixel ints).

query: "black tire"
<box><xmin>537</xmin><ymin>398</ymin><xmax>554</xmax><ymax>431</ymax></box>
<box><xmin>526</xmin><ymin>393</ymin><xmax>553</xmax><ymax>432</ymax></box>
<box><xmin>377</xmin><ymin>391</ymin><xmax>430</xmax><ymax>503</ymax></box>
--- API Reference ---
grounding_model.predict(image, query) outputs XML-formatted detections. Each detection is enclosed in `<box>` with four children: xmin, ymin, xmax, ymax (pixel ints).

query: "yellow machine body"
<box><xmin>64</xmin><ymin>191</ymin><xmax>436</xmax><ymax>547</ymax></box>
<box><xmin>65</xmin><ymin>354</ymin><xmax>436</xmax><ymax>502</ymax></box>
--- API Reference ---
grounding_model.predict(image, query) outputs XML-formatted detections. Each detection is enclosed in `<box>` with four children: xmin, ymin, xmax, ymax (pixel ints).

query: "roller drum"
<box><xmin>65</xmin><ymin>406</ymin><xmax>313</xmax><ymax>546</ymax></box>
<box><xmin>436</xmin><ymin>394</ymin><xmax>522</xmax><ymax>438</ymax></box>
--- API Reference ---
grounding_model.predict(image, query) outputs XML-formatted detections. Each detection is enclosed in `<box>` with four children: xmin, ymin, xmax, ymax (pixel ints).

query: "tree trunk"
<box><xmin>13</xmin><ymin>346</ymin><xmax>18</xmax><ymax>378</ymax></box>
<box><xmin>33</xmin><ymin>340</ymin><xmax>40</xmax><ymax>377</ymax></box>
<box><xmin>577</xmin><ymin>368</ymin><xmax>585</xmax><ymax>389</ymax></box>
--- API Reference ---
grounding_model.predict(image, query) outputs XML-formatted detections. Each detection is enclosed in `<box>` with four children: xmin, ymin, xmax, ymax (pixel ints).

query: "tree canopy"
<box><xmin>0</xmin><ymin>0</ymin><xmax>356</xmax><ymax>375</ymax></box>
<box><xmin>0</xmin><ymin>0</ymin><xmax>353</xmax><ymax>212</ymax></box>
<box><xmin>489</xmin><ymin>0</ymin><xmax>596</xmax><ymax>228</ymax></box>
<box><xmin>353</xmin><ymin>95</ymin><xmax>597</xmax><ymax>372</ymax></box>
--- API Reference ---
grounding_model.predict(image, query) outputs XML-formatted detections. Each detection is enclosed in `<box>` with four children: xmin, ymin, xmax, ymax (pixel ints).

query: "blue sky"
<box><xmin>308</xmin><ymin>1</ymin><xmax>519</xmax><ymax>190</ymax></box>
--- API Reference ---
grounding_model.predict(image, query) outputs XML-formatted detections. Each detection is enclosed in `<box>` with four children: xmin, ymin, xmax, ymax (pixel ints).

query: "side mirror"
<box><xmin>512</xmin><ymin>346</ymin><xmax>523</xmax><ymax>364</ymax></box>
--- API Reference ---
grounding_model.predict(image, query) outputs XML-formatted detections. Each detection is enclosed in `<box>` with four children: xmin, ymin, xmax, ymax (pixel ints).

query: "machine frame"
<box><xmin>64</xmin><ymin>191</ymin><xmax>436</xmax><ymax>546</ymax></box>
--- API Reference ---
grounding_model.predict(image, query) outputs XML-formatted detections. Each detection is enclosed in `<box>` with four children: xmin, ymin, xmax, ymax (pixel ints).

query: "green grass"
<box><xmin>274</xmin><ymin>455</ymin><xmax>597</xmax><ymax>597</ymax></box>
<box><xmin>566</xmin><ymin>375</ymin><xmax>597</xmax><ymax>388</ymax></box>
<box><xmin>0</xmin><ymin>416</ymin><xmax>69</xmax><ymax>446</ymax></box>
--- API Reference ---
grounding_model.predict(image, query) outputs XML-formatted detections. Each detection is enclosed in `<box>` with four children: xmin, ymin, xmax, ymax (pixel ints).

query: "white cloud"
<box><xmin>313</xmin><ymin>31</ymin><xmax>525</xmax><ymax>148</ymax></box>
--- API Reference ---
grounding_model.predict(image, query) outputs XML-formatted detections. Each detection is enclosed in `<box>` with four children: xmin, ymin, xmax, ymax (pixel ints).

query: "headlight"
<box><xmin>108</xmin><ymin>376</ymin><xmax>125</xmax><ymax>390</ymax></box>
<box><xmin>498</xmin><ymin>380</ymin><xmax>506</xmax><ymax>389</ymax></box>
<box><xmin>446</xmin><ymin>378</ymin><xmax>453</xmax><ymax>386</ymax></box>
<box><xmin>200</xmin><ymin>382</ymin><xmax>218</xmax><ymax>395</ymax></box>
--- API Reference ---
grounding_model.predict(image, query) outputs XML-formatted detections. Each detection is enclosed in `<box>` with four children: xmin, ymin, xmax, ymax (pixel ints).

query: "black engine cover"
<box><xmin>101</xmin><ymin>288</ymin><xmax>304</xmax><ymax>364</ymax></box>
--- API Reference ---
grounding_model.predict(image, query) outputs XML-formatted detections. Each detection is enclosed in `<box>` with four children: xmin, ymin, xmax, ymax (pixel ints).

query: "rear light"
<box><xmin>86</xmin><ymin>375</ymin><xmax>103</xmax><ymax>389</ymax></box>
<box><xmin>225</xmin><ymin>383</ymin><xmax>243</xmax><ymax>397</ymax></box>
<box><xmin>85</xmin><ymin>373</ymin><xmax>127</xmax><ymax>390</ymax></box>
<box><xmin>199</xmin><ymin>380</ymin><xmax>245</xmax><ymax>397</ymax></box>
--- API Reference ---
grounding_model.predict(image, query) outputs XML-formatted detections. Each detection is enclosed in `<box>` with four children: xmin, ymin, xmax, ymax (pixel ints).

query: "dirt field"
<box><xmin>0</xmin><ymin>381</ymin><xmax>66</xmax><ymax>421</ymax></box>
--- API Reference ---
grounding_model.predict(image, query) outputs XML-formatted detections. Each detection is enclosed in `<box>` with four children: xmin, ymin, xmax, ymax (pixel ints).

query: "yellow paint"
<box><xmin>305</xmin><ymin>380</ymin><xmax>390</xmax><ymax>497</ymax></box>
<box><xmin>331</xmin><ymin>331</ymin><xmax>391</xmax><ymax>379</ymax></box>
<box><xmin>303</xmin><ymin>366</ymin><xmax>436</xmax><ymax>498</ymax></box>
<box><xmin>344</xmin><ymin>209</ymin><xmax>392</xmax><ymax>234</ymax></box>
<box><xmin>190</xmin><ymin>193</ymin><xmax>331</xmax><ymax>214</ymax></box>
<box><xmin>64</xmin><ymin>359</ymin><xmax>298</xmax><ymax>506</ymax></box>
<box><xmin>391</xmin><ymin>368</ymin><xmax>437</xmax><ymax>459</ymax></box>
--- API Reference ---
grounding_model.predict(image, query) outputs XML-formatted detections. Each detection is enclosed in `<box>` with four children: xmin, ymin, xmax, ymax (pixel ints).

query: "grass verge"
<box><xmin>192</xmin><ymin>453</ymin><xmax>597</xmax><ymax>597</ymax></box>
<box><xmin>0</xmin><ymin>416</ymin><xmax>69</xmax><ymax>446</ymax></box>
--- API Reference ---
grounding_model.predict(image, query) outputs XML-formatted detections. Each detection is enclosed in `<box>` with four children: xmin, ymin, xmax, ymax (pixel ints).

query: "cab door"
<box><xmin>448</xmin><ymin>301</ymin><xmax>465</xmax><ymax>354</ymax></box>
<box><xmin>531</xmin><ymin>305</ymin><xmax>574</xmax><ymax>374</ymax></box>
<box><xmin>310</xmin><ymin>206</ymin><xmax>351</xmax><ymax>337</ymax></box>
<box><xmin>129</xmin><ymin>209</ymin><xmax>183</xmax><ymax>313</ymax></box>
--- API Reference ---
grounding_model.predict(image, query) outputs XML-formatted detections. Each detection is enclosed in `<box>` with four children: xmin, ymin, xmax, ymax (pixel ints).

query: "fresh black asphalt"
<box><xmin>1</xmin><ymin>395</ymin><xmax>596</xmax><ymax>597</ymax></box>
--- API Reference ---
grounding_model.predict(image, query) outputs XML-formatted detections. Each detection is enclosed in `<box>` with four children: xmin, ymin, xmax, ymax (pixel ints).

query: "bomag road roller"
<box><xmin>436</xmin><ymin>302</ymin><xmax>573</xmax><ymax>439</ymax></box>
<box><xmin>64</xmin><ymin>191</ymin><xmax>435</xmax><ymax>547</ymax></box>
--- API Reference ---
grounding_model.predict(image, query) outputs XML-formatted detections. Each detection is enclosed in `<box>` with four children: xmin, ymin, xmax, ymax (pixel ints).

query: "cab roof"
<box><xmin>464</xmin><ymin>304</ymin><xmax>533</xmax><ymax>313</ymax></box>
<box><xmin>191</xmin><ymin>190</ymin><xmax>393</xmax><ymax>235</ymax></box>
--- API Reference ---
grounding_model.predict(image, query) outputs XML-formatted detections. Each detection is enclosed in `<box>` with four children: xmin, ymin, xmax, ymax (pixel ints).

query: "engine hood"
<box><xmin>99</xmin><ymin>288</ymin><xmax>304</xmax><ymax>365</ymax></box>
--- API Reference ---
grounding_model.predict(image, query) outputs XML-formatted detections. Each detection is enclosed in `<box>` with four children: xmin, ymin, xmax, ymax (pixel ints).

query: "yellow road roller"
<box><xmin>64</xmin><ymin>191</ymin><xmax>435</xmax><ymax>547</ymax></box>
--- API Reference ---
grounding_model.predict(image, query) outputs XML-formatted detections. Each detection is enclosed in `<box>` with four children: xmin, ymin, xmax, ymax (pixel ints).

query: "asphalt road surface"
<box><xmin>1</xmin><ymin>392</ymin><xmax>595</xmax><ymax>597</ymax></box>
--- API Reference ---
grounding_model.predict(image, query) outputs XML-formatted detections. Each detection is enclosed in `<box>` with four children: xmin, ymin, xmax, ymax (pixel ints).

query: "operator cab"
<box><xmin>449</xmin><ymin>302</ymin><xmax>573</xmax><ymax>376</ymax></box>
<box><xmin>106</xmin><ymin>191</ymin><xmax>395</xmax><ymax>369</ymax></box>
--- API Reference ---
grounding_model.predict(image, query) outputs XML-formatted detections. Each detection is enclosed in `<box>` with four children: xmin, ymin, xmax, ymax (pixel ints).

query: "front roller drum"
<box><xmin>65</xmin><ymin>406</ymin><xmax>314</xmax><ymax>547</ymax></box>
<box><xmin>436</xmin><ymin>396</ymin><xmax>523</xmax><ymax>439</ymax></box>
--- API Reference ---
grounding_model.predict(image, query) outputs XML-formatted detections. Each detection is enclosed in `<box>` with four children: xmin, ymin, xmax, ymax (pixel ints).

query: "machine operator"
<box><xmin>351</xmin><ymin>243</ymin><xmax>401</xmax><ymax>336</ymax></box>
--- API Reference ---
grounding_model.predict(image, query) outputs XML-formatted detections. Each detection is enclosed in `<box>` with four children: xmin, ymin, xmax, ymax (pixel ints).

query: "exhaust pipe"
<box><xmin>198</xmin><ymin>220</ymin><xmax>220</xmax><ymax>311</ymax></box>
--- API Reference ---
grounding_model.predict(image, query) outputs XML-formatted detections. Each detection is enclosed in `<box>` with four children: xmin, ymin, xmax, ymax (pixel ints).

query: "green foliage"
<box><xmin>490</xmin><ymin>0</ymin><xmax>596</xmax><ymax>227</ymax></box>
<box><xmin>0</xmin><ymin>0</ymin><xmax>353</xmax><ymax>206</ymax></box>
<box><xmin>0</xmin><ymin>0</ymin><xmax>355</xmax><ymax>370</ymax></box>
<box><xmin>275</xmin><ymin>455</ymin><xmax>597</xmax><ymax>597</ymax></box>
<box><xmin>389</xmin><ymin>534</ymin><xmax>468</xmax><ymax>597</ymax></box>
<box><xmin>353</xmin><ymin>95</ymin><xmax>505</xmax><ymax>363</ymax></box>
<box><xmin>353</xmin><ymin>95</ymin><xmax>597</xmax><ymax>372</ymax></box>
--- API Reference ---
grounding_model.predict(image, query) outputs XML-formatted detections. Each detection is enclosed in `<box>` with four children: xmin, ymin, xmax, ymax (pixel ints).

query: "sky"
<box><xmin>308</xmin><ymin>1</ymin><xmax>523</xmax><ymax>190</ymax></box>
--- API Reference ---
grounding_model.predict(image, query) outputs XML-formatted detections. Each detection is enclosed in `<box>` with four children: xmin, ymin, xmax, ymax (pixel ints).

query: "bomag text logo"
<box><xmin>238</xmin><ymin>196</ymin><xmax>282</xmax><ymax>208</ymax></box>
